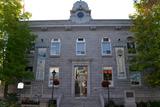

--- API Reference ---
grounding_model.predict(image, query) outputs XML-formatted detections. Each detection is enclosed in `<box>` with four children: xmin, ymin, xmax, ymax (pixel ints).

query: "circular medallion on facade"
<box><xmin>77</xmin><ymin>12</ymin><xmax>84</xmax><ymax>18</ymax></box>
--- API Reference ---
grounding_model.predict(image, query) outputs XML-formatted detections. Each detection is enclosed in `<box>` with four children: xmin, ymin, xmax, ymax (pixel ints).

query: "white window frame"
<box><xmin>48</xmin><ymin>67</ymin><xmax>60</xmax><ymax>87</ymax></box>
<box><xmin>76</xmin><ymin>38</ymin><xmax>86</xmax><ymax>56</ymax></box>
<box><xmin>101</xmin><ymin>37</ymin><xmax>112</xmax><ymax>56</ymax></box>
<box><xmin>102</xmin><ymin>67</ymin><xmax>114</xmax><ymax>87</ymax></box>
<box><xmin>50</xmin><ymin>38</ymin><xmax>61</xmax><ymax>56</ymax></box>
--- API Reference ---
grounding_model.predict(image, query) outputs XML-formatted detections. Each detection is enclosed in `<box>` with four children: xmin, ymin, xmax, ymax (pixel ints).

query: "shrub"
<box><xmin>137</xmin><ymin>101</ymin><xmax>160</xmax><ymax>107</ymax></box>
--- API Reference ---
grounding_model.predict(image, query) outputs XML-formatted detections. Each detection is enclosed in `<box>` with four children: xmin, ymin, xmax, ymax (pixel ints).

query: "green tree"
<box><xmin>0</xmin><ymin>0</ymin><xmax>35</xmax><ymax>97</ymax></box>
<box><xmin>130</xmin><ymin>0</ymin><xmax>160</xmax><ymax>86</ymax></box>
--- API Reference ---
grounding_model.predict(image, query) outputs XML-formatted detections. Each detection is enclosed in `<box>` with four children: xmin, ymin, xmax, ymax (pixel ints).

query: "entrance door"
<box><xmin>74</xmin><ymin>65</ymin><xmax>88</xmax><ymax>97</ymax></box>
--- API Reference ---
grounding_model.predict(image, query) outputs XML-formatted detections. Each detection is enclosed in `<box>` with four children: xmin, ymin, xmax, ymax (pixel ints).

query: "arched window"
<box><xmin>127</xmin><ymin>37</ymin><xmax>136</xmax><ymax>54</ymax></box>
<box><xmin>50</xmin><ymin>38</ymin><xmax>61</xmax><ymax>56</ymax></box>
<box><xmin>76</xmin><ymin>38</ymin><xmax>86</xmax><ymax>55</ymax></box>
<box><xmin>101</xmin><ymin>37</ymin><xmax>112</xmax><ymax>55</ymax></box>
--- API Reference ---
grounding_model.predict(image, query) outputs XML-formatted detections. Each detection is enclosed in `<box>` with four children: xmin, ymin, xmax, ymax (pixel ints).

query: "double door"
<box><xmin>73</xmin><ymin>65</ymin><xmax>88</xmax><ymax>97</ymax></box>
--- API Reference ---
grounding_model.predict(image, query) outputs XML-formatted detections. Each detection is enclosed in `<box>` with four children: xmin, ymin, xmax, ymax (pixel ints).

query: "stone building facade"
<box><xmin>19</xmin><ymin>1</ymin><xmax>160</xmax><ymax>107</ymax></box>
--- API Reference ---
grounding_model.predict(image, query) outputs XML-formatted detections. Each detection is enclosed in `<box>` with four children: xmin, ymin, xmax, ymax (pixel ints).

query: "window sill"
<box><xmin>54</xmin><ymin>85</ymin><xmax>59</xmax><ymax>88</ymax></box>
<box><xmin>50</xmin><ymin>55</ymin><xmax>60</xmax><ymax>58</ymax></box>
<box><xmin>76</xmin><ymin>54</ymin><xmax>86</xmax><ymax>56</ymax></box>
<box><xmin>101</xmin><ymin>55</ymin><xmax>113</xmax><ymax>57</ymax></box>
<box><xmin>48</xmin><ymin>85</ymin><xmax>60</xmax><ymax>88</ymax></box>
<box><xmin>127</xmin><ymin>53</ymin><xmax>136</xmax><ymax>56</ymax></box>
<box><xmin>101</xmin><ymin>86</ymin><xmax>114</xmax><ymax>89</ymax></box>
<box><xmin>131</xmin><ymin>84</ymin><xmax>141</xmax><ymax>87</ymax></box>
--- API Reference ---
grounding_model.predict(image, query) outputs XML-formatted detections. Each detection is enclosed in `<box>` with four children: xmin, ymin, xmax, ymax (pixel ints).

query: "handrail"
<box><xmin>57</xmin><ymin>94</ymin><xmax>63</xmax><ymax>107</ymax></box>
<box><xmin>99</xmin><ymin>94</ymin><xmax>104</xmax><ymax>107</ymax></box>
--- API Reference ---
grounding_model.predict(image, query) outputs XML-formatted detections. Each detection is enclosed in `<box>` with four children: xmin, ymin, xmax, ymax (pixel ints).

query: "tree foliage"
<box><xmin>130</xmin><ymin>0</ymin><xmax>160</xmax><ymax>86</ymax></box>
<box><xmin>0</xmin><ymin>0</ymin><xmax>35</xmax><ymax>90</ymax></box>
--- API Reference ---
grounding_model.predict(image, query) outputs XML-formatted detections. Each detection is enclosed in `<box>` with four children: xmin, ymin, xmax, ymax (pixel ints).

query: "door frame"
<box><xmin>72</xmin><ymin>62</ymin><xmax>90</xmax><ymax>97</ymax></box>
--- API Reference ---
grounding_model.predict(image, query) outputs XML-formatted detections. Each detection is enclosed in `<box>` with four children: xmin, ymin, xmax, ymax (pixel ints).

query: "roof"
<box><xmin>28</xmin><ymin>19</ymin><xmax>132</xmax><ymax>28</ymax></box>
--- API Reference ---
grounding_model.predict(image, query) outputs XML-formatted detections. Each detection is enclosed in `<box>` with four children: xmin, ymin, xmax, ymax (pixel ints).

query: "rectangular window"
<box><xmin>130</xmin><ymin>72</ymin><xmax>141</xmax><ymax>86</ymax></box>
<box><xmin>48</xmin><ymin>67</ymin><xmax>60</xmax><ymax>87</ymax></box>
<box><xmin>102</xmin><ymin>43</ymin><xmax>112</xmax><ymax>55</ymax></box>
<box><xmin>76</xmin><ymin>38</ymin><xmax>86</xmax><ymax>55</ymax></box>
<box><xmin>36</xmin><ymin>48</ymin><xmax>46</xmax><ymax>80</ymax></box>
<box><xmin>127</xmin><ymin>37</ymin><xmax>136</xmax><ymax>54</ymax></box>
<box><xmin>103</xmin><ymin>67</ymin><xmax>113</xmax><ymax>86</ymax></box>
<box><xmin>127</xmin><ymin>42</ymin><xmax>136</xmax><ymax>54</ymax></box>
<box><xmin>101</xmin><ymin>38</ymin><xmax>112</xmax><ymax>55</ymax></box>
<box><xmin>50</xmin><ymin>38</ymin><xmax>61</xmax><ymax>56</ymax></box>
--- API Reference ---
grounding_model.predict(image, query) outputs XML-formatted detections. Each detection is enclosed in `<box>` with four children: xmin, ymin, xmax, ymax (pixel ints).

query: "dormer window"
<box><xmin>76</xmin><ymin>38</ymin><xmax>86</xmax><ymax>55</ymax></box>
<box><xmin>101</xmin><ymin>37</ymin><xmax>112</xmax><ymax>56</ymax></box>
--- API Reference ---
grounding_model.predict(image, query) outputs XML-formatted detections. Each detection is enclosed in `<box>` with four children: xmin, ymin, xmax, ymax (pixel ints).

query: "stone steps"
<box><xmin>31</xmin><ymin>81</ymin><xmax>43</xmax><ymax>96</ymax></box>
<box><xmin>125</xmin><ymin>103</ymin><xmax>136</xmax><ymax>107</ymax></box>
<box><xmin>60</xmin><ymin>97</ymin><xmax>100</xmax><ymax>107</ymax></box>
<box><xmin>116</xmin><ymin>80</ymin><xmax>131</xmax><ymax>87</ymax></box>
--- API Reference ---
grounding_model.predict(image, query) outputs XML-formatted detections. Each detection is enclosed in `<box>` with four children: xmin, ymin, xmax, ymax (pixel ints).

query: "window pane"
<box><xmin>127</xmin><ymin>42</ymin><xmax>136</xmax><ymax>54</ymax></box>
<box><xmin>102</xmin><ymin>42</ymin><xmax>111</xmax><ymax>55</ymax></box>
<box><xmin>103</xmin><ymin>67</ymin><xmax>112</xmax><ymax>81</ymax></box>
<box><xmin>48</xmin><ymin>67</ymin><xmax>59</xmax><ymax>87</ymax></box>
<box><xmin>103</xmin><ymin>73</ymin><xmax>112</xmax><ymax>80</ymax></box>
<box><xmin>51</xmin><ymin>42</ymin><xmax>60</xmax><ymax>55</ymax></box>
<box><xmin>103</xmin><ymin>67</ymin><xmax>113</xmax><ymax>86</ymax></box>
<box><xmin>103</xmin><ymin>38</ymin><xmax>109</xmax><ymax>42</ymax></box>
<box><xmin>78</xmin><ymin>38</ymin><xmax>84</xmax><ymax>41</ymax></box>
<box><xmin>127</xmin><ymin>37</ymin><xmax>136</xmax><ymax>54</ymax></box>
<box><xmin>76</xmin><ymin>42</ymin><xmax>85</xmax><ymax>55</ymax></box>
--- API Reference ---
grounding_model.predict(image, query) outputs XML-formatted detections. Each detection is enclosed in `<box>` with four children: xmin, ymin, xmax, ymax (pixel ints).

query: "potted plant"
<box><xmin>53</xmin><ymin>79</ymin><xmax>60</xmax><ymax>86</ymax></box>
<box><xmin>48</xmin><ymin>100</ymin><xmax>56</xmax><ymax>107</ymax></box>
<box><xmin>21</xmin><ymin>97</ymin><xmax>40</xmax><ymax>105</ymax></box>
<box><xmin>101</xmin><ymin>80</ymin><xmax>110</xmax><ymax>88</ymax></box>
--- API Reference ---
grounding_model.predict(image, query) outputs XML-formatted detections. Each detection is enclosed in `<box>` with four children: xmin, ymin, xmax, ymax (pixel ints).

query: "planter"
<box><xmin>48</xmin><ymin>100</ymin><xmax>57</xmax><ymax>107</ymax></box>
<box><xmin>21</xmin><ymin>98</ymin><xmax>40</xmax><ymax>105</ymax></box>
<box><xmin>53</xmin><ymin>79</ymin><xmax>60</xmax><ymax>86</ymax></box>
<box><xmin>101</xmin><ymin>80</ymin><xmax>110</xmax><ymax>88</ymax></box>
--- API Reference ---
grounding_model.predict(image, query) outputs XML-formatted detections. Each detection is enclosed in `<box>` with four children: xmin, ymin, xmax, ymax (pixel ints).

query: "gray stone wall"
<box><xmin>22</xmin><ymin>20</ymin><xmax>160</xmax><ymax>104</ymax></box>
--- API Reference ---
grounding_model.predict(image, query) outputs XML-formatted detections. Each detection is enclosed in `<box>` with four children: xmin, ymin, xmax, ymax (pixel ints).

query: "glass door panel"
<box><xmin>74</xmin><ymin>65</ymin><xmax>88</xmax><ymax>97</ymax></box>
